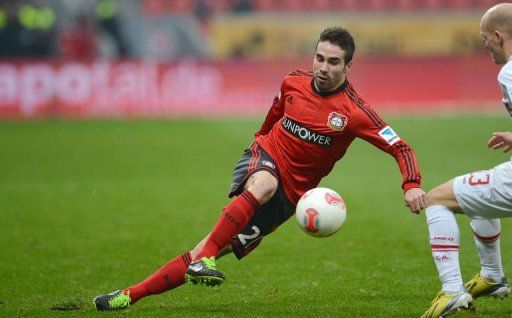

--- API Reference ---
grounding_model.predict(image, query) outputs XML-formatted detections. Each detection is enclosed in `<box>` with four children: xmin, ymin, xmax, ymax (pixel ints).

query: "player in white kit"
<box><xmin>421</xmin><ymin>3</ymin><xmax>512</xmax><ymax>318</ymax></box>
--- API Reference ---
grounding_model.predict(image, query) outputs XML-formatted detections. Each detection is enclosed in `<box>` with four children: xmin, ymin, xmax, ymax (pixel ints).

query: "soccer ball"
<box><xmin>295</xmin><ymin>187</ymin><xmax>347</xmax><ymax>238</ymax></box>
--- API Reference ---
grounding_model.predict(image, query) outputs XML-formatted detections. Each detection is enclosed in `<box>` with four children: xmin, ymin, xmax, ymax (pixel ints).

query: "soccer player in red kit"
<box><xmin>93</xmin><ymin>27</ymin><xmax>427</xmax><ymax>311</ymax></box>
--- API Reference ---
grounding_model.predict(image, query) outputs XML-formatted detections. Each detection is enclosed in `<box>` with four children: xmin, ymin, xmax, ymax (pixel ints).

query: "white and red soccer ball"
<box><xmin>295</xmin><ymin>187</ymin><xmax>347</xmax><ymax>238</ymax></box>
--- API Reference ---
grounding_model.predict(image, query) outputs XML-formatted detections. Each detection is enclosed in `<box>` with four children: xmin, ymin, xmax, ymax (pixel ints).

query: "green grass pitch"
<box><xmin>1</xmin><ymin>116</ymin><xmax>512</xmax><ymax>317</ymax></box>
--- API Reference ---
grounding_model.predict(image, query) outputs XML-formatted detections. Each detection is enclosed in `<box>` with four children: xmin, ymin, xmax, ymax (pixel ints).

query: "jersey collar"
<box><xmin>310</xmin><ymin>79</ymin><xmax>348</xmax><ymax>97</ymax></box>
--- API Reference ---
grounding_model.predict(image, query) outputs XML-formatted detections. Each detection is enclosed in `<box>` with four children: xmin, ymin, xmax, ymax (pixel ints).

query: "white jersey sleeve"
<box><xmin>498</xmin><ymin>59</ymin><xmax>512</xmax><ymax>118</ymax></box>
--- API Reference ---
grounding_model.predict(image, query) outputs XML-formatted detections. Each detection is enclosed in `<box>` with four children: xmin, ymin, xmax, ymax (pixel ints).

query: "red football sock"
<box><xmin>124</xmin><ymin>252</ymin><xmax>192</xmax><ymax>304</ymax></box>
<box><xmin>196</xmin><ymin>190</ymin><xmax>261</xmax><ymax>260</ymax></box>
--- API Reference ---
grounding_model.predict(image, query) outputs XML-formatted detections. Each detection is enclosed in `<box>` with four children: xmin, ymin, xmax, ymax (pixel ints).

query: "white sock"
<box><xmin>426</xmin><ymin>205</ymin><xmax>463</xmax><ymax>294</ymax></box>
<box><xmin>470</xmin><ymin>218</ymin><xmax>504</xmax><ymax>282</ymax></box>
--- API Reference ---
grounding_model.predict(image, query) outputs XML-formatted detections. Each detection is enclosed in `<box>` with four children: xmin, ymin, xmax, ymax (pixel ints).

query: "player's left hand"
<box><xmin>404</xmin><ymin>187</ymin><xmax>427</xmax><ymax>214</ymax></box>
<box><xmin>487</xmin><ymin>131</ymin><xmax>512</xmax><ymax>153</ymax></box>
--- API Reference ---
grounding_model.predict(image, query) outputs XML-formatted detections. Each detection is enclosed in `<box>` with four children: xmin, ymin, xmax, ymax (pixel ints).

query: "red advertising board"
<box><xmin>0</xmin><ymin>56</ymin><xmax>504</xmax><ymax>119</ymax></box>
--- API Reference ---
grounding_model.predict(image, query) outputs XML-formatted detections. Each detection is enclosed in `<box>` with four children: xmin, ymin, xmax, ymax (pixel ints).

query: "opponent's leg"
<box><xmin>422</xmin><ymin>181</ymin><xmax>472</xmax><ymax>318</ymax></box>
<box><xmin>471</xmin><ymin>219</ymin><xmax>504</xmax><ymax>281</ymax></box>
<box><xmin>465</xmin><ymin>218</ymin><xmax>509</xmax><ymax>299</ymax></box>
<box><xmin>426</xmin><ymin>181</ymin><xmax>465</xmax><ymax>294</ymax></box>
<box><xmin>426</xmin><ymin>204</ymin><xmax>463</xmax><ymax>294</ymax></box>
<box><xmin>425</xmin><ymin>180</ymin><xmax>462</xmax><ymax>213</ymax></box>
<box><xmin>451</xmin><ymin>166</ymin><xmax>511</xmax><ymax>299</ymax></box>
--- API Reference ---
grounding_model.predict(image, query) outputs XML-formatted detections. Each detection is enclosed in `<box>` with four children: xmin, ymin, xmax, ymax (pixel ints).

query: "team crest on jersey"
<box><xmin>327</xmin><ymin>112</ymin><xmax>348</xmax><ymax>131</ymax></box>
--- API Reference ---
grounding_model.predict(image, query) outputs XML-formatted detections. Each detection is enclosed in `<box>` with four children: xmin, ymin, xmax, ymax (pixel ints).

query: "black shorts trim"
<box><xmin>228</xmin><ymin>143</ymin><xmax>279</xmax><ymax>198</ymax></box>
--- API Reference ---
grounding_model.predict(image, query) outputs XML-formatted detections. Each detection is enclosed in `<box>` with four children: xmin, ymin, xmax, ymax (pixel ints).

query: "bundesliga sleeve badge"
<box><xmin>327</xmin><ymin>112</ymin><xmax>348</xmax><ymax>131</ymax></box>
<box><xmin>378</xmin><ymin>125</ymin><xmax>401</xmax><ymax>145</ymax></box>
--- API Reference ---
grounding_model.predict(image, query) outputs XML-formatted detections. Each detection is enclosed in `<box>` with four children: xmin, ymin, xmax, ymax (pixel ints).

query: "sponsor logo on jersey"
<box><xmin>378</xmin><ymin>126</ymin><xmax>400</xmax><ymax>145</ymax></box>
<box><xmin>327</xmin><ymin>112</ymin><xmax>348</xmax><ymax>131</ymax></box>
<box><xmin>281</xmin><ymin>116</ymin><xmax>333</xmax><ymax>147</ymax></box>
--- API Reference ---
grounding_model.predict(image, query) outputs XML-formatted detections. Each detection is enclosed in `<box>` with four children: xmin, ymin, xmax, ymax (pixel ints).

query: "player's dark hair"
<box><xmin>317</xmin><ymin>27</ymin><xmax>355</xmax><ymax>64</ymax></box>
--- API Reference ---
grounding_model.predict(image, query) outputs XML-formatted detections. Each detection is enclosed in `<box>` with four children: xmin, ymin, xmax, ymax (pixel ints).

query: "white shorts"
<box><xmin>453</xmin><ymin>161</ymin><xmax>512</xmax><ymax>219</ymax></box>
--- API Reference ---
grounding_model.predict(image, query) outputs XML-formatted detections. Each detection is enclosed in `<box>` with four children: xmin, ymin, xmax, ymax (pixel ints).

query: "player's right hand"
<box><xmin>404</xmin><ymin>187</ymin><xmax>427</xmax><ymax>214</ymax></box>
<box><xmin>487</xmin><ymin>131</ymin><xmax>512</xmax><ymax>153</ymax></box>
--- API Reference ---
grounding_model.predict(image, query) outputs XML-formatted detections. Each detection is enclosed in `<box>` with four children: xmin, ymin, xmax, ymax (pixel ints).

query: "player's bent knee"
<box><xmin>257</xmin><ymin>178</ymin><xmax>278</xmax><ymax>195</ymax></box>
<box><xmin>426</xmin><ymin>186</ymin><xmax>444</xmax><ymax>207</ymax></box>
<box><xmin>246</xmin><ymin>172</ymin><xmax>278</xmax><ymax>202</ymax></box>
<box><xmin>425</xmin><ymin>180</ymin><xmax>461</xmax><ymax>212</ymax></box>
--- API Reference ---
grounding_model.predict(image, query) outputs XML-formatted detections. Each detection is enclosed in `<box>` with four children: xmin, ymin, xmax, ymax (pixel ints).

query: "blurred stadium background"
<box><xmin>3</xmin><ymin>1</ymin><xmax>512</xmax><ymax>317</ymax></box>
<box><xmin>0</xmin><ymin>0</ymin><xmax>506</xmax><ymax>118</ymax></box>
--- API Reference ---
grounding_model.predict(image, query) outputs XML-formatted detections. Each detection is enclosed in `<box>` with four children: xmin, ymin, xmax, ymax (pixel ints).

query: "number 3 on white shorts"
<box><xmin>468</xmin><ymin>171</ymin><xmax>491</xmax><ymax>186</ymax></box>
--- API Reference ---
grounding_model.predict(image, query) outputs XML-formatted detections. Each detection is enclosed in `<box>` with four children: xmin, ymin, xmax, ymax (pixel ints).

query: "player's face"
<box><xmin>313</xmin><ymin>41</ymin><xmax>352</xmax><ymax>92</ymax></box>
<box><xmin>480</xmin><ymin>21</ymin><xmax>507</xmax><ymax>65</ymax></box>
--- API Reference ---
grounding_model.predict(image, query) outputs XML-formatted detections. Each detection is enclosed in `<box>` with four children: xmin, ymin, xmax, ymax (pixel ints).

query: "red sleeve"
<box><xmin>254</xmin><ymin>85</ymin><xmax>285</xmax><ymax>138</ymax></box>
<box><xmin>350</xmin><ymin>106</ymin><xmax>422</xmax><ymax>193</ymax></box>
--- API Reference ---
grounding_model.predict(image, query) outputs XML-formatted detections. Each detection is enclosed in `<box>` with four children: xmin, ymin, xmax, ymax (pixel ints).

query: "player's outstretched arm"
<box><xmin>404</xmin><ymin>187</ymin><xmax>426</xmax><ymax>214</ymax></box>
<box><xmin>487</xmin><ymin>131</ymin><xmax>512</xmax><ymax>153</ymax></box>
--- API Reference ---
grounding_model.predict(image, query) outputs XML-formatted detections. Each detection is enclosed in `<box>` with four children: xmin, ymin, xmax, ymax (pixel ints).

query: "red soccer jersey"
<box><xmin>255</xmin><ymin>70</ymin><xmax>422</xmax><ymax>205</ymax></box>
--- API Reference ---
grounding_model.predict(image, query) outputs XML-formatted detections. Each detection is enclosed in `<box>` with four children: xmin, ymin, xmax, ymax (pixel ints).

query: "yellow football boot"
<box><xmin>421</xmin><ymin>290</ymin><xmax>472</xmax><ymax>318</ymax></box>
<box><xmin>465</xmin><ymin>273</ymin><xmax>509</xmax><ymax>299</ymax></box>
